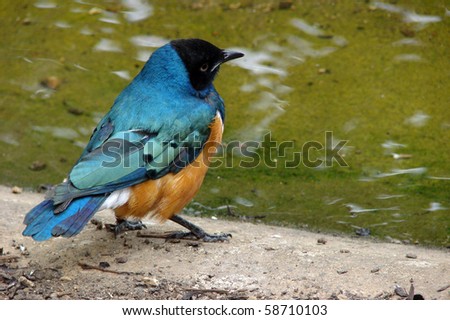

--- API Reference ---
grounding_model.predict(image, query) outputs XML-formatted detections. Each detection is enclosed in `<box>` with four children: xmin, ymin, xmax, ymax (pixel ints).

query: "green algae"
<box><xmin>0</xmin><ymin>1</ymin><xmax>448</xmax><ymax>246</ymax></box>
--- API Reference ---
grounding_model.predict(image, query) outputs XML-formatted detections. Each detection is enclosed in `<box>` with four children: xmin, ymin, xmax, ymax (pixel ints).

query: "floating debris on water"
<box><xmin>54</xmin><ymin>21</ymin><xmax>71</xmax><ymax>29</ymax></box>
<box><xmin>34</xmin><ymin>0</ymin><xmax>57</xmax><ymax>9</ymax></box>
<box><xmin>135</xmin><ymin>50</ymin><xmax>153</xmax><ymax>62</ymax></box>
<box><xmin>79</xmin><ymin>26</ymin><xmax>94</xmax><ymax>36</ymax></box>
<box><xmin>0</xmin><ymin>133</ymin><xmax>19</xmax><ymax>146</ymax></box>
<box><xmin>394</xmin><ymin>54</ymin><xmax>422</xmax><ymax>62</ymax></box>
<box><xmin>93</xmin><ymin>39</ymin><xmax>123</xmax><ymax>52</ymax></box>
<box><xmin>234</xmin><ymin>196</ymin><xmax>254</xmax><ymax>207</ymax></box>
<box><xmin>228</xmin><ymin>48</ymin><xmax>286</xmax><ymax>76</ymax></box>
<box><xmin>376</xmin><ymin>194</ymin><xmax>405</xmax><ymax>200</ymax></box>
<box><xmin>425</xmin><ymin>202</ymin><xmax>448</xmax><ymax>212</ymax></box>
<box><xmin>130</xmin><ymin>35</ymin><xmax>169</xmax><ymax>48</ymax></box>
<box><xmin>392</xmin><ymin>38</ymin><xmax>422</xmax><ymax>46</ymax></box>
<box><xmin>325</xmin><ymin>197</ymin><xmax>344</xmax><ymax>205</ymax></box>
<box><xmin>373</xmin><ymin>167</ymin><xmax>427</xmax><ymax>178</ymax></box>
<box><xmin>345</xmin><ymin>203</ymin><xmax>399</xmax><ymax>214</ymax></box>
<box><xmin>290</xmin><ymin>18</ymin><xmax>325</xmax><ymax>37</ymax></box>
<box><xmin>98</xmin><ymin>11</ymin><xmax>121</xmax><ymax>24</ymax></box>
<box><xmin>428</xmin><ymin>176</ymin><xmax>450</xmax><ymax>180</ymax></box>
<box><xmin>373</xmin><ymin>1</ymin><xmax>442</xmax><ymax>25</ymax></box>
<box><xmin>122</xmin><ymin>0</ymin><xmax>153</xmax><ymax>22</ymax></box>
<box><xmin>391</xmin><ymin>153</ymin><xmax>412</xmax><ymax>160</ymax></box>
<box><xmin>33</xmin><ymin>126</ymin><xmax>79</xmax><ymax>140</ymax></box>
<box><xmin>381</xmin><ymin>140</ymin><xmax>407</xmax><ymax>151</ymax></box>
<box><xmin>88</xmin><ymin>7</ymin><xmax>103</xmax><ymax>15</ymax></box>
<box><xmin>111</xmin><ymin>70</ymin><xmax>131</xmax><ymax>80</ymax></box>
<box><xmin>404</xmin><ymin>111</ymin><xmax>430</xmax><ymax>127</ymax></box>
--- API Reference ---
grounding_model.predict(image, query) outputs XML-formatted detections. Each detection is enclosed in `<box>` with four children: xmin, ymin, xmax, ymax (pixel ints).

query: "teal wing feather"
<box><xmin>51</xmin><ymin>123</ymin><xmax>211</xmax><ymax>205</ymax></box>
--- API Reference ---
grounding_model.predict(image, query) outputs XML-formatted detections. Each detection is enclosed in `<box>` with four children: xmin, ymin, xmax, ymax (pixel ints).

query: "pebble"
<box><xmin>394</xmin><ymin>285</ymin><xmax>408</xmax><ymax>297</ymax></box>
<box><xmin>278</xmin><ymin>0</ymin><xmax>293</xmax><ymax>10</ymax></box>
<box><xmin>19</xmin><ymin>276</ymin><xmax>35</xmax><ymax>288</ymax></box>
<box><xmin>67</xmin><ymin>107</ymin><xmax>84</xmax><ymax>116</ymax></box>
<box><xmin>115</xmin><ymin>257</ymin><xmax>128</xmax><ymax>264</ymax></box>
<box><xmin>355</xmin><ymin>228</ymin><xmax>370</xmax><ymax>237</ymax></box>
<box><xmin>29</xmin><ymin>161</ymin><xmax>46</xmax><ymax>171</ymax></box>
<box><xmin>60</xmin><ymin>276</ymin><xmax>72</xmax><ymax>282</ymax></box>
<box><xmin>371</xmin><ymin>267</ymin><xmax>380</xmax><ymax>273</ymax></box>
<box><xmin>41</xmin><ymin>76</ymin><xmax>61</xmax><ymax>90</ymax></box>
<box><xmin>337</xmin><ymin>269</ymin><xmax>348</xmax><ymax>275</ymax></box>
<box><xmin>49</xmin><ymin>292</ymin><xmax>59</xmax><ymax>299</ymax></box>
<box><xmin>406</xmin><ymin>253</ymin><xmax>417</xmax><ymax>259</ymax></box>
<box><xmin>143</xmin><ymin>276</ymin><xmax>159</xmax><ymax>287</ymax></box>
<box><xmin>317</xmin><ymin>238</ymin><xmax>327</xmax><ymax>245</ymax></box>
<box><xmin>99</xmin><ymin>261</ymin><xmax>110</xmax><ymax>268</ymax></box>
<box><xmin>11</xmin><ymin>186</ymin><xmax>23</xmax><ymax>194</ymax></box>
<box><xmin>318</xmin><ymin>68</ymin><xmax>330</xmax><ymax>74</ymax></box>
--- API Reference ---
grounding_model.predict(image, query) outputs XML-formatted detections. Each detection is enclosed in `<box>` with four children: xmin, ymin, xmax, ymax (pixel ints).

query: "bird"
<box><xmin>22</xmin><ymin>38</ymin><xmax>244</xmax><ymax>242</ymax></box>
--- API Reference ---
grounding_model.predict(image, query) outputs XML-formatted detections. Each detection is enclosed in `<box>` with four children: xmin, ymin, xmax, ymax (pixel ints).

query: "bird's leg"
<box><xmin>109</xmin><ymin>219</ymin><xmax>147</xmax><ymax>236</ymax></box>
<box><xmin>168</xmin><ymin>215</ymin><xmax>231</xmax><ymax>242</ymax></box>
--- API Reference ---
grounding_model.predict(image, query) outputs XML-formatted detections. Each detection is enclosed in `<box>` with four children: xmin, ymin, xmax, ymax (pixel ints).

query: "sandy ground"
<box><xmin>0</xmin><ymin>185</ymin><xmax>449</xmax><ymax>300</ymax></box>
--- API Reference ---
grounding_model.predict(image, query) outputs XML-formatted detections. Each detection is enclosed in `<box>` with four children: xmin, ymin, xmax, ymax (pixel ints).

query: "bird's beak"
<box><xmin>212</xmin><ymin>50</ymin><xmax>244</xmax><ymax>71</ymax></box>
<box><xmin>222</xmin><ymin>50</ymin><xmax>244</xmax><ymax>63</ymax></box>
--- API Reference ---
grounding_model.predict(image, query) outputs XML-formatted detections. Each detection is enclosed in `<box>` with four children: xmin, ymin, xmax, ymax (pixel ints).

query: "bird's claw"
<box><xmin>107</xmin><ymin>219</ymin><xmax>147</xmax><ymax>236</ymax></box>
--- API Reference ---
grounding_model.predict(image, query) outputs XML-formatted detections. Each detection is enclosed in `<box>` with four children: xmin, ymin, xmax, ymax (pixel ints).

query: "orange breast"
<box><xmin>114</xmin><ymin>114</ymin><xmax>223</xmax><ymax>221</ymax></box>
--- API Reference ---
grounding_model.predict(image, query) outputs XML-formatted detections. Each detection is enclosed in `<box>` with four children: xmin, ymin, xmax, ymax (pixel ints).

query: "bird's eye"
<box><xmin>200</xmin><ymin>63</ymin><xmax>209</xmax><ymax>72</ymax></box>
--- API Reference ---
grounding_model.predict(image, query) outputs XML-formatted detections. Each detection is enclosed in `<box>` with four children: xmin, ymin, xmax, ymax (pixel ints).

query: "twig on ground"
<box><xmin>78</xmin><ymin>262</ymin><xmax>138</xmax><ymax>275</ymax></box>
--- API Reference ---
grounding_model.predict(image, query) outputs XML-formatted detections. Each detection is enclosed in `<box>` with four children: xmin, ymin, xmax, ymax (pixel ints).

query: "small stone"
<box><xmin>371</xmin><ymin>267</ymin><xmax>380</xmax><ymax>273</ymax></box>
<box><xmin>279</xmin><ymin>1</ymin><xmax>293</xmax><ymax>10</ymax></box>
<box><xmin>318</xmin><ymin>68</ymin><xmax>330</xmax><ymax>74</ymax></box>
<box><xmin>337</xmin><ymin>269</ymin><xmax>348</xmax><ymax>275</ymax></box>
<box><xmin>19</xmin><ymin>276</ymin><xmax>35</xmax><ymax>288</ymax></box>
<box><xmin>49</xmin><ymin>292</ymin><xmax>59</xmax><ymax>299</ymax></box>
<box><xmin>115</xmin><ymin>257</ymin><xmax>128</xmax><ymax>264</ymax></box>
<box><xmin>11</xmin><ymin>186</ymin><xmax>23</xmax><ymax>194</ymax></box>
<box><xmin>143</xmin><ymin>276</ymin><xmax>159</xmax><ymax>287</ymax></box>
<box><xmin>67</xmin><ymin>107</ymin><xmax>84</xmax><ymax>116</ymax></box>
<box><xmin>406</xmin><ymin>253</ymin><xmax>417</xmax><ymax>259</ymax></box>
<box><xmin>22</xmin><ymin>17</ymin><xmax>32</xmax><ymax>25</ymax></box>
<box><xmin>395</xmin><ymin>285</ymin><xmax>408</xmax><ymax>297</ymax></box>
<box><xmin>400</xmin><ymin>27</ymin><xmax>415</xmax><ymax>37</ymax></box>
<box><xmin>60</xmin><ymin>276</ymin><xmax>72</xmax><ymax>282</ymax></box>
<box><xmin>37</xmin><ymin>184</ymin><xmax>52</xmax><ymax>193</ymax></box>
<box><xmin>317</xmin><ymin>238</ymin><xmax>327</xmax><ymax>245</ymax></box>
<box><xmin>29</xmin><ymin>161</ymin><xmax>46</xmax><ymax>171</ymax></box>
<box><xmin>99</xmin><ymin>261</ymin><xmax>110</xmax><ymax>268</ymax></box>
<box><xmin>90</xmin><ymin>219</ymin><xmax>103</xmax><ymax>230</ymax></box>
<box><xmin>41</xmin><ymin>76</ymin><xmax>61</xmax><ymax>90</ymax></box>
<box><xmin>229</xmin><ymin>3</ymin><xmax>241</xmax><ymax>10</ymax></box>
<box><xmin>340</xmin><ymin>249</ymin><xmax>350</xmax><ymax>253</ymax></box>
<box><xmin>355</xmin><ymin>228</ymin><xmax>370</xmax><ymax>236</ymax></box>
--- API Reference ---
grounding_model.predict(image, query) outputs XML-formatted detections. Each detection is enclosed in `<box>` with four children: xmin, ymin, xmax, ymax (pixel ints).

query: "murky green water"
<box><xmin>1</xmin><ymin>0</ymin><xmax>449</xmax><ymax>246</ymax></box>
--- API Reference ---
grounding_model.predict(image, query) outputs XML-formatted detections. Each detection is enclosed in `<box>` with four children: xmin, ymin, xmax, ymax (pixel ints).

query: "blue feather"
<box><xmin>23</xmin><ymin>196</ymin><xmax>105</xmax><ymax>241</ymax></box>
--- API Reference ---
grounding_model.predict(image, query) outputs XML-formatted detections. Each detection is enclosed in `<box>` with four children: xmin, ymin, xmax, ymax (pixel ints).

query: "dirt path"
<box><xmin>0</xmin><ymin>185</ymin><xmax>448</xmax><ymax>300</ymax></box>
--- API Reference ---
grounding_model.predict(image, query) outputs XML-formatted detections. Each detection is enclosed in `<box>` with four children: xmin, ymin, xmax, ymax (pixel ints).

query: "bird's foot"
<box><xmin>107</xmin><ymin>219</ymin><xmax>147</xmax><ymax>236</ymax></box>
<box><xmin>167</xmin><ymin>231</ymin><xmax>232</xmax><ymax>242</ymax></box>
<box><xmin>168</xmin><ymin>215</ymin><xmax>231</xmax><ymax>242</ymax></box>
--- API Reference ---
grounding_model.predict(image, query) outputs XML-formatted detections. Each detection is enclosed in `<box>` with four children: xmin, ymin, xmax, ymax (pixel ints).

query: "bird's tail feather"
<box><xmin>23</xmin><ymin>196</ymin><xmax>106</xmax><ymax>241</ymax></box>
